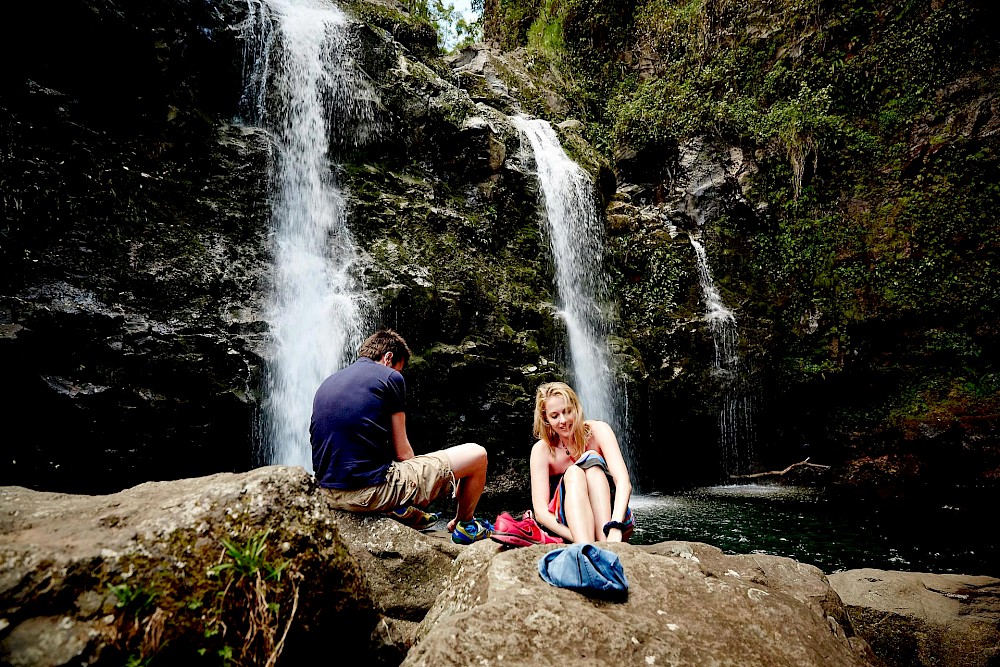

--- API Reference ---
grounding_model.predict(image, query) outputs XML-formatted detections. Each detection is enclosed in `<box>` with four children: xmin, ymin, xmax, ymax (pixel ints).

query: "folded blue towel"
<box><xmin>537</xmin><ymin>543</ymin><xmax>629</xmax><ymax>600</ymax></box>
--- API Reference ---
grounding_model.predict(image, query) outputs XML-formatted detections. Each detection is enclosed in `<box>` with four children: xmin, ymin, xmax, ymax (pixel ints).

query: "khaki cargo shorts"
<box><xmin>321</xmin><ymin>452</ymin><xmax>455</xmax><ymax>513</ymax></box>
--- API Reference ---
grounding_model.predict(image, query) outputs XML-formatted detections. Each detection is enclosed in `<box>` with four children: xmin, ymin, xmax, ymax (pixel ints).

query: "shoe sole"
<box><xmin>490</xmin><ymin>531</ymin><xmax>541</xmax><ymax>547</ymax></box>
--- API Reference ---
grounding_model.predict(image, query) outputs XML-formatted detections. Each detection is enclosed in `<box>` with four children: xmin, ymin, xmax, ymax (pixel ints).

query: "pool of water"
<box><xmin>627</xmin><ymin>484</ymin><xmax>999</xmax><ymax>575</ymax></box>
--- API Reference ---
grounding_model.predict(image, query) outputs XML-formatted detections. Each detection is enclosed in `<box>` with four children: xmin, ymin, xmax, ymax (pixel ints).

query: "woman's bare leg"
<box><xmin>585</xmin><ymin>466</ymin><xmax>612</xmax><ymax>542</ymax></box>
<box><xmin>562</xmin><ymin>465</ymin><xmax>596</xmax><ymax>542</ymax></box>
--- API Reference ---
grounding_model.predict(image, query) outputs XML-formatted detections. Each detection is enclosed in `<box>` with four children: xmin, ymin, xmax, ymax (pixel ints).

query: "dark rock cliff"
<box><xmin>2</xmin><ymin>0</ymin><xmax>270</xmax><ymax>492</ymax></box>
<box><xmin>0</xmin><ymin>0</ymin><xmax>603</xmax><ymax>495</ymax></box>
<box><xmin>482</xmin><ymin>0</ymin><xmax>1000</xmax><ymax>493</ymax></box>
<box><xmin>2</xmin><ymin>0</ymin><xmax>998</xmax><ymax>499</ymax></box>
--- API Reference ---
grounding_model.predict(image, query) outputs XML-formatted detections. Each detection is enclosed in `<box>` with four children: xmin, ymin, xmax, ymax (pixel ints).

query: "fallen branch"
<box><xmin>730</xmin><ymin>457</ymin><xmax>831</xmax><ymax>480</ymax></box>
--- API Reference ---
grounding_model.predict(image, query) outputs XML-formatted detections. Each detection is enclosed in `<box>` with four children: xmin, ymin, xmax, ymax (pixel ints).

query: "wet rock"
<box><xmin>828</xmin><ymin>568</ymin><xmax>1000</xmax><ymax>667</ymax></box>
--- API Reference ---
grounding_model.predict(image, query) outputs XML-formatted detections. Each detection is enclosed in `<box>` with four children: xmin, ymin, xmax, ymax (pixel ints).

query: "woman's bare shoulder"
<box><xmin>585</xmin><ymin>420</ymin><xmax>613</xmax><ymax>438</ymax></box>
<box><xmin>530</xmin><ymin>439</ymin><xmax>550</xmax><ymax>456</ymax></box>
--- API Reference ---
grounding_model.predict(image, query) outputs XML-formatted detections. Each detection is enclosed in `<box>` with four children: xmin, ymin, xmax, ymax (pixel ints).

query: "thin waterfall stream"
<box><xmin>240</xmin><ymin>0</ymin><xmax>381</xmax><ymax>469</ymax></box>
<box><xmin>690</xmin><ymin>237</ymin><xmax>756</xmax><ymax>476</ymax></box>
<box><xmin>512</xmin><ymin>116</ymin><xmax>636</xmax><ymax>475</ymax></box>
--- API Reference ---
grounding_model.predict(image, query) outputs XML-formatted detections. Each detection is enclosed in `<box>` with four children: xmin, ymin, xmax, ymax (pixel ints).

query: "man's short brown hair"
<box><xmin>358</xmin><ymin>328</ymin><xmax>411</xmax><ymax>364</ymax></box>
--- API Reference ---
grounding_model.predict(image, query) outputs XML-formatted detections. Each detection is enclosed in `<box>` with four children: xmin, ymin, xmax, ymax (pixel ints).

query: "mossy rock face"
<box><xmin>477</xmin><ymin>0</ymin><xmax>1000</xmax><ymax>489</ymax></box>
<box><xmin>342</xmin><ymin>0</ymin><xmax>440</xmax><ymax>60</ymax></box>
<box><xmin>11</xmin><ymin>0</ymin><xmax>1000</xmax><ymax>498</ymax></box>
<box><xmin>332</xmin><ymin>46</ymin><xmax>576</xmax><ymax>475</ymax></box>
<box><xmin>1</xmin><ymin>81</ymin><xmax>272</xmax><ymax>493</ymax></box>
<box><xmin>0</xmin><ymin>467</ymin><xmax>382</xmax><ymax>666</ymax></box>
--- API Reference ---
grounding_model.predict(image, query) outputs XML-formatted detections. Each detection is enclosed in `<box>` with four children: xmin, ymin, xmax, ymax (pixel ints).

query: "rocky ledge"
<box><xmin>1</xmin><ymin>467</ymin><xmax>995</xmax><ymax>666</ymax></box>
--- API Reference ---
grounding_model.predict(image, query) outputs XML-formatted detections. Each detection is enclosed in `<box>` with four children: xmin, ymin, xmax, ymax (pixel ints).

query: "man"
<box><xmin>310</xmin><ymin>328</ymin><xmax>492</xmax><ymax>544</ymax></box>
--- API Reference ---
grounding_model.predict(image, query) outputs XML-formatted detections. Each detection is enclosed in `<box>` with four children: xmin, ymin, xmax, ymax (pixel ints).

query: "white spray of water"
<box><xmin>512</xmin><ymin>116</ymin><xmax>635</xmax><ymax>473</ymax></box>
<box><xmin>240</xmin><ymin>0</ymin><xmax>382</xmax><ymax>469</ymax></box>
<box><xmin>690</xmin><ymin>238</ymin><xmax>755</xmax><ymax>476</ymax></box>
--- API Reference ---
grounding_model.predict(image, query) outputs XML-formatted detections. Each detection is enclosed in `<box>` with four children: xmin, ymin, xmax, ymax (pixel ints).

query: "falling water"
<box><xmin>240</xmin><ymin>0</ymin><xmax>382</xmax><ymax>469</ymax></box>
<box><xmin>512</xmin><ymin>116</ymin><xmax>636</xmax><ymax>473</ymax></box>
<box><xmin>690</xmin><ymin>238</ymin><xmax>755</xmax><ymax>476</ymax></box>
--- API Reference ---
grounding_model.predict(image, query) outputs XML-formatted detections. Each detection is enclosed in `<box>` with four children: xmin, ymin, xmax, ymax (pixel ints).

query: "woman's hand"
<box><xmin>605</xmin><ymin>527</ymin><xmax>623</xmax><ymax>543</ymax></box>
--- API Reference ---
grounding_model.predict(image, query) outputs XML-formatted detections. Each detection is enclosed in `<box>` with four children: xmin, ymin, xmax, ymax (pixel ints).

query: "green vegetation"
<box><xmin>398</xmin><ymin>0</ymin><xmax>482</xmax><ymax>51</ymax></box>
<box><xmin>109</xmin><ymin>529</ymin><xmax>301</xmax><ymax>666</ymax></box>
<box><xmin>480</xmin><ymin>0</ymin><xmax>1000</xmax><ymax>479</ymax></box>
<box><xmin>208</xmin><ymin>529</ymin><xmax>289</xmax><ymax>582</ymax></box>
<box><xmin>110</xmin><ymin>583</ymin><xmax>160</xmax><ymax>618</ymax></box>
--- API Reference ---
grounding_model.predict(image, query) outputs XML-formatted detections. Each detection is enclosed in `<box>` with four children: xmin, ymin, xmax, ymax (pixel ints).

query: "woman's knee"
<box><xmin>585</xmin><ymin>465</ymin><xmax>610</xmax><ymax>486</ymax></box>
<box><xmin>563</xmin><ymin>464</ymin><xmax>587</xmax><ymax>490</ymax></box>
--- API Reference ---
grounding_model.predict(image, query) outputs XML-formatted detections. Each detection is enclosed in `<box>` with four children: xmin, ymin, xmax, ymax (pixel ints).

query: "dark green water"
<box><xmin>627</xmin><ymin>484</ymin><xmax>999</xmax><ymax>575</ymax></box>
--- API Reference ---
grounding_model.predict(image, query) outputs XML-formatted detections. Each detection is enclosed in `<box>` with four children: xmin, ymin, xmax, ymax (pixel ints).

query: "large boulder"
<box><xmin>0</xmin><ymin>466</ymin><xmax>387</xmax><ymax>666</ymax></box>
<box><xmin>405</xmin><ymin>539</ymin><xmax>877</xmax><ymax>667</ymax></box>
<box><xmin>828</xmin><ymin>568</ymin><xmax>1000</xmax><ymax>667</ymax></box>
<box><xmin>17</xmin><ymin>466</ymin><xmax>1000</xmax><ymax>667</ymax></box>
<box><xmin>328</xmin><ymin>513</ymin><xmax>460</xmax><ymax>619</ymax></box>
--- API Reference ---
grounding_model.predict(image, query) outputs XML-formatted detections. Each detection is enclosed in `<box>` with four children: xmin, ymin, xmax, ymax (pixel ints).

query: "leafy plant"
<box><xmin>108</xmin><ymin>583</ymin><xmax>164</xmax><ymax>666</ymax></box>
<box><xmin>206</xmin><ymin>528</ymin><xmax>300</xmax><ymax>667</ymax></box>
<box><xmin>109</xmin><ymin>583</ymin><xmax>159</xmax><ymax>618</ymax></box>
<box><xmin>208</xmin><ymin>529</ymin><xmax>288</xmax><ymax>582</ymax></box>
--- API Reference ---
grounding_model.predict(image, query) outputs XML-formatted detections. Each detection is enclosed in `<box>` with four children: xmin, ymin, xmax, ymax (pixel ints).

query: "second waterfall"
<box><xmin>513</xmin><ymin>116</ymin><xmax>637</xmax><ymax>475</ymax></box>
<box><xmin>241</xmin><ymin>0</ymin><xmax>382</xmax><ymax>469</ymax></box>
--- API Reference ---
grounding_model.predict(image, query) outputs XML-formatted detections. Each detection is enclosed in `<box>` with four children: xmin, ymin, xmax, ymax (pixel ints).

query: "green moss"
<box><xmin>340</xmin><ymin>0</ymin><xmax>440</xmax><ymax>59</ymax></box>
<box><xmin>504</xmin><ymin>0</ymin><xmax>998</xmax><ymax>476</ymax></box>
<box><xmin>526</xmin><ymin>0</ymin><xmax>565</xmax><ymax>54</ymax></box>
<box><xmin>89</xmin><ymin>508</ymin><xmax>366</xmax><ymax>666</ymax></box>
<box><xmin>482</xmin><ymin>0</ymin><xmax>541</xmax><ymax>50</ymax></box>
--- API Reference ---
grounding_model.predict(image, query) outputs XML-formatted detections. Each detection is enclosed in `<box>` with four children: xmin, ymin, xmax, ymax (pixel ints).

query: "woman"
<box><xmin>530</xmin><ymin>381</ymin><xmax>634</xmax><ymax>543</ymax></box>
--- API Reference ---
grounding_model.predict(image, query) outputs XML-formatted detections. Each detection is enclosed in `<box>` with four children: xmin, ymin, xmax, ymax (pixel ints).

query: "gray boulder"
<box><xmin>328</xmin><ymin>512</ymin><xmax>460</xmax><ymax>629</ymax></box>
<box><xmin>828</xmin><ymin>568</ymin><xmax>1000</xmax><ymax>667</ymax></box>
<box><xmin>405</xmin><ymin>540</ymin><xmax>877</xmax><ymax>667</ymax></box>
<box><xmin>27</xmin><ymin>465</ymin><xmax>1000</xmax><ymax>667</ymax></box>
<box><xmin>0</xmin><ymin>466</ymin><xmax>383</xmax><ymax>666</ymax></box>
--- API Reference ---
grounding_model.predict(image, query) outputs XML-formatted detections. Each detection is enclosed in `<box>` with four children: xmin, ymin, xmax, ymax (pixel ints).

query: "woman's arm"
<box><xmin>529</xmin><ymin>440</ymin><xmax>573</xmax><ymax>541</ymax></box>
<box><xmin>588</xmin><ymin>420</ymin><xmax>632</xmax><ymax>541</ymax></box>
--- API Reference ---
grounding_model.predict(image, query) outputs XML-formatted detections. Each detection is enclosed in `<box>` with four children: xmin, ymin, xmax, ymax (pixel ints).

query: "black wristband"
<box><xmin>603</xmin><ymin>521</ymin><xmax>626</xmax><ymax>536</ymax></box>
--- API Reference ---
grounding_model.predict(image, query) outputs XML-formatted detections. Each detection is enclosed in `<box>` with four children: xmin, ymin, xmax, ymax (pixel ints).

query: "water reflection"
<box><xmin>629</xmin><ymin>485</ymin><xmax>998</xmax><ymax>575</ymax></box>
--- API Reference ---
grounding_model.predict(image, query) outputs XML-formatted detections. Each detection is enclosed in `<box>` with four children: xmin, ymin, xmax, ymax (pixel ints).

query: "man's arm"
<box><xmin>391</xmin><ymin>411</ymin><xmax>415</xmax><ymax>461</ymax></box>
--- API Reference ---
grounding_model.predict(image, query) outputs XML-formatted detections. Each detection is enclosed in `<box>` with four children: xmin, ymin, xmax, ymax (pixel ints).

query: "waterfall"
<box><xmin>512</xmin><ymin>116</ymin><xmax>636</xmax><ymax>473</ymax></box>
<box><xmin>239</xmin><ymin>0</ymin><xmax>381</xmax><ymax>469</ymax></box>
<box><xmin>690</xmin><ymin>238</ymin><xmax>755</xmax><ymax>477</ymax></box>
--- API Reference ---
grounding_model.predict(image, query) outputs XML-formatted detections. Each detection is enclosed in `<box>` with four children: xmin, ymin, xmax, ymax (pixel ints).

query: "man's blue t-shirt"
<box><xmin>310</xmin><ymin>357</ymin><xmax>406</xmax><ymax>489</ymax></box>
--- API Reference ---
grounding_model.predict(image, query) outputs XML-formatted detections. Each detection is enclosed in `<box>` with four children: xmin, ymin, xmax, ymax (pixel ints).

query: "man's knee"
<box><xmin>467</xmin><ymin>443</ymin><xmax>487</xmax><ymax>473</ymax></box>
<box><xmin>443</xmin><ymin>442</ymin><xmax>487</xmax><ymax>477</ymax></box>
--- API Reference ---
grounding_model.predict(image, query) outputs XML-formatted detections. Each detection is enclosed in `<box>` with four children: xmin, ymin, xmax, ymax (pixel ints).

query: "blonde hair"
<box><xmin>533</xmin><ymin>381</ymin><xmax>588</xmax><ymax>460</ymax></box>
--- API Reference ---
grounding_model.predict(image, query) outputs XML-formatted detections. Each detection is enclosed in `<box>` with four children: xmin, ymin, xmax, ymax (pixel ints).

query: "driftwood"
<box><xmin>729</xmin><ymin>457</ymin><xmax>831</xmax><ymax>480</ymax></box>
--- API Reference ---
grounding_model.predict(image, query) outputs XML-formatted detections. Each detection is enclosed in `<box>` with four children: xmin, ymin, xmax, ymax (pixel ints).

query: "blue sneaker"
<box><xmin>389</xmin><ymin>506</ymin><xmax>440</xmax><ymax>531</ymax></box>
<box><xmin>451</xmin><ymin>517</ymin><xmax>494</xmax><ymax>545</ymax></box>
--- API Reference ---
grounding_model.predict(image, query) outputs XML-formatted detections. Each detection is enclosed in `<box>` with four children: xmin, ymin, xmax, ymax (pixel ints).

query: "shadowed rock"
<box><xmin>829</xmin><ymin>568</ymin><xmax>1000</xmax><ymax>667</ymax></box>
